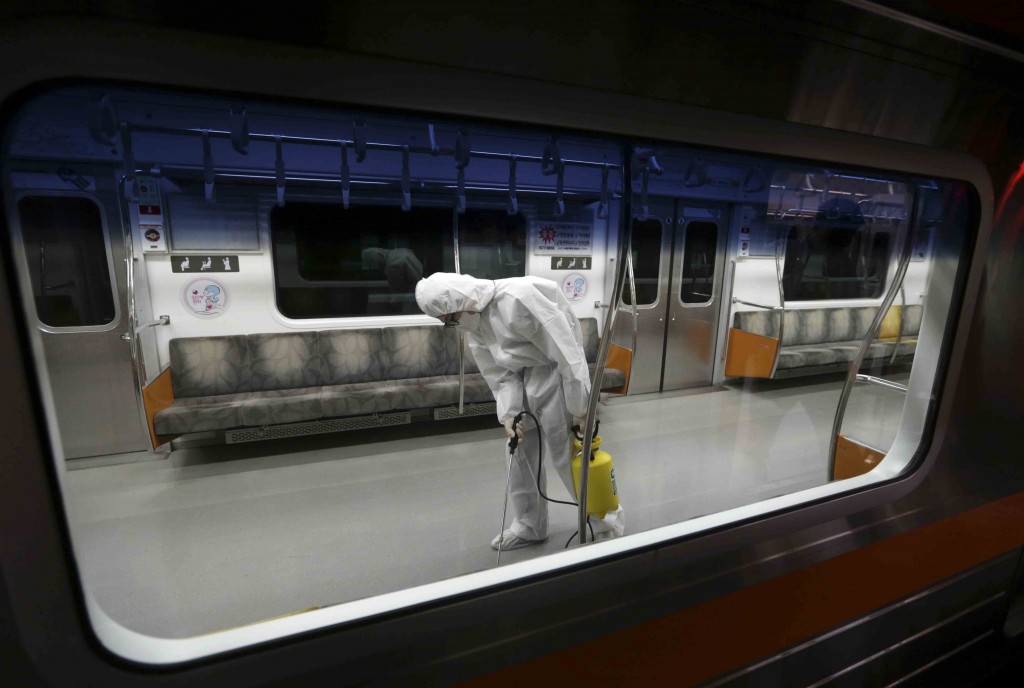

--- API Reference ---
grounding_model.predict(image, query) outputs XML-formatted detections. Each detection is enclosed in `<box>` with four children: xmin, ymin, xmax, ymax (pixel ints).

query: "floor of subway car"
<box><xmin>64</xmin><ymin>372</ymin><xmax>908</xmax><ymax>639</ymax></box>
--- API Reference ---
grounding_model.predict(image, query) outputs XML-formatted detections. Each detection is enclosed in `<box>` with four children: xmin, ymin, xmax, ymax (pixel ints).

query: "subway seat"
<box><xmin>153</xmin><ymin>318</ymin><xmax>624</xmax><ymax>436</ymax></box>
<box><xmin>732</xmin><ymin>305</ymin><xmax>922</xmax><ymax>374</ymax></box>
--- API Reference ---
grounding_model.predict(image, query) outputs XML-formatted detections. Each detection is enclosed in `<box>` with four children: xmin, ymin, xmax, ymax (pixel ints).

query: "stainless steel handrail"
<box><xmin>453</xmin><ymin>208</ymin><xmax>464</xmax><ymax>415</ymax></box>
<box><xmin>855</xmin><ymin>374</ymin><xmax>908</xmax><ymax>393</ymax></box>
<box><xmin>458</xmin><ymin>331</ymin><xmax>466</xmax><ymax>416</ymax></box>
<box><xmin>121</xmin><ymin>177</ymin><xmax>145</xmax><ymax>392</ymax></box>
<box><xmin>828</xmin><ymin>195</ymin><xmax>919</xmax><ymax>480</ymax></box>
<box><xmin>577</xmin><ymin>146</ymin><xmax>632</xmax><ymax>546</ymax></box>
<box><xmin>731</xmin><ymin>297</ymin><xmax>783</xmax><ymax>311</ymax></box>
<box><xmin>134</xmin><ymin>315</ymin><xmax>170</xmax><ymax>337</ymax></box>
<box><xmin>626</xmin><ymin>230</ymin><xmax>639</xmax><ymax>371</ymax></box>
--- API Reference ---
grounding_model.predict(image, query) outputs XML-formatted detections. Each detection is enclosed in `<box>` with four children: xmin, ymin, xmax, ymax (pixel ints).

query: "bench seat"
<box><xmin>729</xmin><ymin>305</ymin><xmax>922</xmax><ymax>378</ymax></box>
<box><xmin>153</xmin><ymin>318</ymin><xmax>624</xmax><ymax>437</ymax></box>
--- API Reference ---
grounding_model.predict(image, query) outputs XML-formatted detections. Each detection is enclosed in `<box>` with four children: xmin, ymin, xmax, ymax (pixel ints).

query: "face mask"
<box><xmin>454</xmin><ymin>312</ymin><xmax>480</xmax><ymax>331</ymax></box>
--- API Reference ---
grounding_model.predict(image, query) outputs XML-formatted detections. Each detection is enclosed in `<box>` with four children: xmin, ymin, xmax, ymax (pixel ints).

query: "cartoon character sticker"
<box><xmin>562</xmin><ymin>272</ymin><xmax>587</xmax><ymax>302</ymax></box>
<box><xmin>182</xmin><ymin>277</ymin><xmax>229</xmax><ymax>318</ymax></box>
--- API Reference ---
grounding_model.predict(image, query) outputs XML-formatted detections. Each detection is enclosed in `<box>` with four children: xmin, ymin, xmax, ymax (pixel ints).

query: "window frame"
<box><xmin>0</xmin><ymin>24</ymin><xmax>993</xmax><ymax>677</ymax></box>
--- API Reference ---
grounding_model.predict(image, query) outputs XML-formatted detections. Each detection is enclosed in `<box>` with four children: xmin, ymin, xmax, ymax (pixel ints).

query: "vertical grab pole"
<box><xmin>828</xmin><ymin>191</ymin><xmax>919</xmax><ymax>480</ymax></box>
<box><xmin>578</xmin><ymin>148</ymin><xmax>632</xmax><ymax>545</ymax></box>
<box><xmin>458</xmin><ymin>331</ymin><xmax>466</xmax><ymax>415</ymax></box>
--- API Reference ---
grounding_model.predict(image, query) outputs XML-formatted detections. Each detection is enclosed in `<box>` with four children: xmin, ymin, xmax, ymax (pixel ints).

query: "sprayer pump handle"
<box><xmin>571</xmin><ymin>419</ymin><xmax>600</xmax><ymax>441</ymax></box>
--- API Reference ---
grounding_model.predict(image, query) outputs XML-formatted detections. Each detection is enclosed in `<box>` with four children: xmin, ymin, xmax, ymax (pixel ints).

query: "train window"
<box><xmin>772</xmin><ymin>170</ymin><xmax>902</xmax><ymax>302</ymax></box>
<box><xmin>270</xmin><ymin>201</ymin><xmax>454</xmax><ymax>317</ymax></box>
<box><xmin>679</xmin><ymin>221</ymin><xmax>717</xmax><ymax>304</ymax></box>
<box><xmin>167</xmin><ymin>189</ymin><xmax>261</xmax><ymax>251</ymax></box>
<box><xmin>458</xmin><ymin>208</ymin><xmax>528</xmax><ymax>279</ymax></box>
<box><xmin>17</xmin><ymin>196</ymin><xmax>116</xmax><ymax>327</ymax></box>
<box><xmin>3</xmin><ymin>82</ymin><xmax>980</xmax><ymax>666</ymax></box>
<box><xmin>623</xmin><ymin>218</ymin><xmax>663</xmax><ymax>305</ymax></box>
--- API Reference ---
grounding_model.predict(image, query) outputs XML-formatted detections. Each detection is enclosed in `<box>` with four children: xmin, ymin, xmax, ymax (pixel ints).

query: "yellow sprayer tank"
<box><xmin>571</xmin><ymin>434</ymin><xmax>619</xmax><ymax>518</ymax></box>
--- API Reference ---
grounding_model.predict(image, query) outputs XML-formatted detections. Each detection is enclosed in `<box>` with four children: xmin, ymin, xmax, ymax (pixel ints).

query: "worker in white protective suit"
<box><xmin>415</xmin><ymin>272</ymin><xmax>625</xmax><ymax>550</ymax></box>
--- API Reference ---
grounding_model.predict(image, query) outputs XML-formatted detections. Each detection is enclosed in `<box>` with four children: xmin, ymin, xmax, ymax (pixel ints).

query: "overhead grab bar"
<box><xmin>401</xmin><ymin>143</ymin><xmax>413</xmax><ymax>210</ymax></box>
<box><xmin>274</xmin><ymin>135</ymin><xmax>286</xmax><ymax>207</ymax></box>
<box><xmin>122</xmin><ymin>123</ymin><xmax>621</xmax><ymax>170</ymax></box>
<box><xmin>230</xmin><ymin>107</ymin><xmax>249</xmax><ymax>154</ymax></box>
<box><xmin>507</xmin><ymin>155</ymin><xmax>518</xmax><ymax>215</ymax></box>
<box><xmin>202</xmin><ymin>129</ymin><xmax>215</xmax><ymax>203</ymax></box>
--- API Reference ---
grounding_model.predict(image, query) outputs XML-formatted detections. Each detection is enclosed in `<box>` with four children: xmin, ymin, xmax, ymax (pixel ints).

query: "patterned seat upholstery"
<box><xmin>153</xmin><ymin>317</ymin><xmax>619</xmax><ymax>435</ymax></box>
<box><xmin>732</xmin><ymin>305</ymin><xmax>923</xmax><ymax>375</ymax></box>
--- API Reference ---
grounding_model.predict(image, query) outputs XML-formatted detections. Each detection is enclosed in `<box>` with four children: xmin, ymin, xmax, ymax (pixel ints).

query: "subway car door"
<box><xmin>618</xmin><ymin>200</ymin><xmax>674</xmax><ymax>395</ymax></box>
<box><xmin>662</xmin><ymin>205</ymin><xmax>729</xmax><ymax>390</ymax></box>
<box><xmin>8</xmin><ymin>167</ymin><xmax>150</xmax><ymax>459</ymax></box>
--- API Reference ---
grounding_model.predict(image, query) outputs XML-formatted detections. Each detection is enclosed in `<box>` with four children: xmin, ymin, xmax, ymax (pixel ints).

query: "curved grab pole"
<box><xmin>770</xmin><ymin>225</ymin><xmax>786</xmax><ymax>378</ymax></box>
<box><xmin>828</xmin><ymin>194</ymin><xmax>919</xmax><ymax>480</ymax></box>
<box><xmin>889</xmin><ymin>284</ymin><xmax>906</xmax><ymax>365</ymax></box>
<box><xmin>627</xmin><ymin>230</ymin><xmax>639</xmax><ymax>371</ymax></box>
<box><xmin>577</xmin><ymin>145</ymin><xmax>633</xmax><ymax>546</ymax></box>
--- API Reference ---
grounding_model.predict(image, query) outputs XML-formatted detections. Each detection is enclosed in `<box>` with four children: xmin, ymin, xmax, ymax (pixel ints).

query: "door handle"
<box><xmin>594</xmin><ymin>301</ymin><xmax>610</xmax><ymax>309</ymax></box>
<box><xmin>121</xmin><ymin>331</ymin><xmax>132</xmax><ymax>342</ymax></box>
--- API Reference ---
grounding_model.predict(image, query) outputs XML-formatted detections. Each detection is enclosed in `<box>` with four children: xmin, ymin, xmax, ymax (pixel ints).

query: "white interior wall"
<box><xmin>141</xmin><ymin>202</ymin><xmax>612</xmax><ymax>370</ymax></box>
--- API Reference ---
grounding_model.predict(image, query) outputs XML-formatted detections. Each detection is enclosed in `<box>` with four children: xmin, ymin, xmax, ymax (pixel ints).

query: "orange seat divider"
<box><xmin>604</xmin><ymin>343</ymin><xmax>632</xmax><ymax>394</ymax></box>
<box><xmin>142</xmin><ymin>367</ymin><xmax>177</xmax><ymax>449</ymax></box>
<box><xmin>833</xmin><ymin>434</ymin><xmax>886</xmax><ymax>480</ymax></box>
<box><xmin>724</xmin><ymin>328</ymin><xmax>778</xmax><ymax>378</ymax></box>
<box><xmin>878</xmin><ymin>304</ymin><xmax>903</xmax><ymax>340</ymax></box>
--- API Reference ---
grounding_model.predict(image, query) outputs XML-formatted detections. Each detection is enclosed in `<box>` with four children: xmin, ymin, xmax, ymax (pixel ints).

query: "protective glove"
<box><xmin>503</xmin><ymin>416</ymin><xmax>524</xmax><ymax>441</ymax></box>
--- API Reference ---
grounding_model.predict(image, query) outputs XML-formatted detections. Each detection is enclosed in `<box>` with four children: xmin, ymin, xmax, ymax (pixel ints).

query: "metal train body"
<box><xmin>0</xmin><ymin>2</ymin><xmax>1022</xmax><ymax>686</ymax></box>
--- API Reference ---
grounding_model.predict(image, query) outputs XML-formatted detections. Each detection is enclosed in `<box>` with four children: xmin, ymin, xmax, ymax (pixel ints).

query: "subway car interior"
<box><xmin>2</xmin><ymin>2</ymin><xmax>1024</xmax><ymax>686</ymax></box>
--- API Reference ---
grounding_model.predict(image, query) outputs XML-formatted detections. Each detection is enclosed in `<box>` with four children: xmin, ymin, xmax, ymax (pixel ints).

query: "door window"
<box><xmin>679</xmin><ymin>221</ymin><xmax>718</xmax><ymax>304</ymax></box>
<box><xmin>18</xmin><ymin>196</ymin><xmax>116</xmax><ymax>327</ymax></box>
<box><xmin>623</xmin><ymin>218</ymin><xmax>662</xmax><ymax>306</ymax></box>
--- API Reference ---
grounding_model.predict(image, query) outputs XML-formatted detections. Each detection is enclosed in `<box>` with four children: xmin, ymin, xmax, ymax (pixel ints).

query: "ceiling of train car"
<box><xmin>2</xmin><ymin>1</ymin><xmax>1023</xmax><ymax>183</ymax></box>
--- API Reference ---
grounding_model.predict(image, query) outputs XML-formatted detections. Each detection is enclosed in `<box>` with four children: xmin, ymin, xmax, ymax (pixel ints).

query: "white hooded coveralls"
<box><xmin>415</xmin><ymin>273</ymin><xmax>624</xmax><ymax>542</ymax></box>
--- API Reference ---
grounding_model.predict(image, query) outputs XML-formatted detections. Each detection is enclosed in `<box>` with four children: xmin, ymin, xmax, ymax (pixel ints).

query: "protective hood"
<box><xmin>414</xmin><ymin>272</ymin><xmax>496</xmax><ymax>317</ymax></box>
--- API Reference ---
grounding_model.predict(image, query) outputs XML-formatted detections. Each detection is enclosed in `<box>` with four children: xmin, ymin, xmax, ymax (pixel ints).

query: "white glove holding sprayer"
<box><xmin>503</xmin><ymin>417</ymin><xmax>524</xmax><ymax>441</ymax></box>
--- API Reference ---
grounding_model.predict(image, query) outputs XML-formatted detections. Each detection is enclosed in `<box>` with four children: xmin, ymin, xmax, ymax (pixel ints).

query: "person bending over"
<box><xmin>415</xmin><ymin>272</ymin><xmax>625</xmax><ymax>550</ymax></box>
